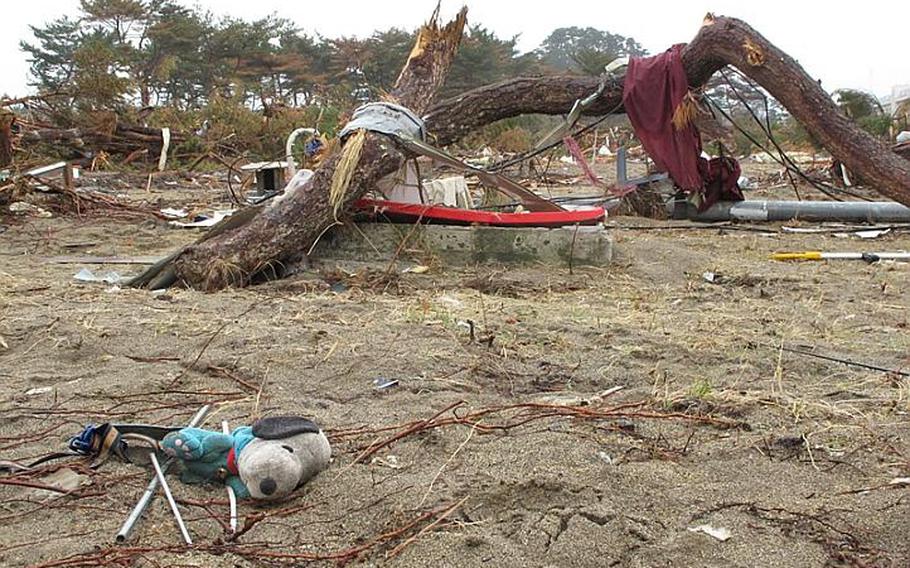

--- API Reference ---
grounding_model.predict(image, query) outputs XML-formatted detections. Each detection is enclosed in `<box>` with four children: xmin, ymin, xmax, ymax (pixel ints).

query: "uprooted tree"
<box><xmin>133</xmin><ymin>11</ymin><xmax>910</xmax><ymax>291</ymax></box>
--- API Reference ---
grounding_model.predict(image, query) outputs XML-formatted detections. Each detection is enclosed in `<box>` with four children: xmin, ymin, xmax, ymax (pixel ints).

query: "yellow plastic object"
<box><xmin>770</xmin><ymin>251</ymin><xmax>824</xmax><ymax>261</ymax></box>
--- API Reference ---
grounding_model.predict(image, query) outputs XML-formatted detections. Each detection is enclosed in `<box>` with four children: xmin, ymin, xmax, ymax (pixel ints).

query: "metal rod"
<box><xmin>222</xmin><ymin>420</ymin><xmax>238</xmax><ymax>533</ymax></box>
<box><xmin>150</xmin><ymin>452</ymin><xmax>192</xmax><ymax>545</ymax></box>
<box><xmin>115</xmin><ymin>405</ymin><xmax>210</xmax><ymax>543</ymax></box>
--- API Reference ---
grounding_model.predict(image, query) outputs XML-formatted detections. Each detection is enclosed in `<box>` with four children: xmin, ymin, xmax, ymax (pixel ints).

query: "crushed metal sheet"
<box><xmin>339</xmin><ymin>102</ymin><xmax>425</xmax><ymax>142</ymax></box>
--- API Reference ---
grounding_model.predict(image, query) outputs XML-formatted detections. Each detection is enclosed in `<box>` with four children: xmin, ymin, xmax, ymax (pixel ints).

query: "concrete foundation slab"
<box><xmin>312</xmin><ymin>222</ymin><xmax>613</xmax><ymax>266</ymax></box>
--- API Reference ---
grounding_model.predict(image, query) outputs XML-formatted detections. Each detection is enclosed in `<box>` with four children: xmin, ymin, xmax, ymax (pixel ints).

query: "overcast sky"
<box><xmin>2</xmin><ymin>0</ymin><xmax>907</xmax><ymax>99</ymax></box>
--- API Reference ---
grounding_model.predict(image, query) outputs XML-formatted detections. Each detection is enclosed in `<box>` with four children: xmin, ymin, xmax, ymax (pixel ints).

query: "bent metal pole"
<box><xmin>150</xmin><ymin>452</ymin><xmax>192</xmax><ymax>544</ymax></box>
<box><xmin>115</xmin><ymin>405</ymin><xmax>210</xmax><ymax>543</ymax></box>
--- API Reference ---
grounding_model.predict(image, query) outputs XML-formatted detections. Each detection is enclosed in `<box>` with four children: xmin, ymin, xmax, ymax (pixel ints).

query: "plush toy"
<box><xmin>161</xmin><ymin>416</ymin><xmax>331</xmax><ymax>501</ymax></box>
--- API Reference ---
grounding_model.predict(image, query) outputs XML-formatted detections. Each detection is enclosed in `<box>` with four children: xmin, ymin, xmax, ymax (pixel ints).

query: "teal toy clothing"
<box><xmin>160</xmin><ymin>426</ymin><xmax>255</xmax><ymax>498</ymax></box>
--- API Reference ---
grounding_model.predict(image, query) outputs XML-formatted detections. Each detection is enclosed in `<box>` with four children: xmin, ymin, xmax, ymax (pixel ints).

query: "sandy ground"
<box><xmin>1</xmin><ymin>167</ymin><xmax>909</xmax><ymax>567</ymax></box>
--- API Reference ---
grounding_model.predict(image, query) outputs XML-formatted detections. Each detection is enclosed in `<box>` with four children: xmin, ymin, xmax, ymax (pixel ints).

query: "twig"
<box><xmin>387</xmin><ymin>496</ymin><xmax>468</xmax><ymax>558</ymax></box>
<box><xmin>418</xmin><ymin>423</ymin><xmax>477</xmax><ymax>508</ymax></box>
<box><xmin>169</xmin><ymin>305</ymin><xmax>258</xmax><ymax>387</ymax></box>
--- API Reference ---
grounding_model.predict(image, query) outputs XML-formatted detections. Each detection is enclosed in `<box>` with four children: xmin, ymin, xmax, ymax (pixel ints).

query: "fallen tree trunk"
<box><xmin>426</xmin><ymin>16</ymin><xmax>910</xmax><ymax>208</ymax></box>
<box><xmin>19</xmin><ymin>122</ymin><xmax>185</xmax><ymax>159</ymax></box>
<box><xmin>172</xmin><ymin>9</ymin><xmax>468</xmax><ymax>289</ymax></box>
<box><xmin>149</xmin><ymin>13</ymin><xmax>909</xmax><ymax>291</ymax></box>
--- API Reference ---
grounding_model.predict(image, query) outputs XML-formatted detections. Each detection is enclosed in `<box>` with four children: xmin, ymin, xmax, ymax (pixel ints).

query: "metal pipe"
<box><xmin>671</xmin><ymin>200</ymin><xmax>910</xmax><ymax>223</ymax></box>
<box><xmin>150</xmin><ymin>452</ymin><xmax>192</xmax><ymax>545</ymax></box>
<box><xmin>115</xmin><ymin>405</ymin><xmax>210</xmax><ymax>543</ymax></box>
<box><xmin>222</xmin><ymin>420</ymin><xmax>238</xmax><ymax>533</ymax></box>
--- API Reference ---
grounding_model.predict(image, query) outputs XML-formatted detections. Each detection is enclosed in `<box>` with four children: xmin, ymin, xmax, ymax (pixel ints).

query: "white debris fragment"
<box><xmin>688</xmin><ymin>524</ymin><xmax>732</xmax><ymax>541</ymax></box>
<box><xmin>403</xmin><ymin>265</ymin><xmax>430</xmax><ymax>274</ymax></box>
<box><xmin>702</xmin><ymin>272</ymin><xmax>722</xmax><ymax>284</ymax></box>
<box><xmin>74</xmin><ymin>268</ymin><xmax>122</xmax><ymax>284</ymax></box>
<box><xmin>170</xmin><ymin>209</ymin><xmax>235</xmax><ymax>228</ymax></box>
<box><xmin>159</xmin><ymin>207</ymin><xmax>188</xmax><ymax>219</ymax></box>
<box><xmin>371</xmin><ymin>455</ymin><xmax>401</xmax><ymax>469</ymax></box>
<box><xmin>9</xmin><ymin>202</ymin><xmax>53</xmax><ymax>218</ymax></box>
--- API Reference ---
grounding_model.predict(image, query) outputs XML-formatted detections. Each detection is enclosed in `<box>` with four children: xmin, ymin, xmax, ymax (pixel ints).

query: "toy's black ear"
<box><xmin>252</xmin><ymin>416</ymin><xmax>321</xmax><ymax>439</ymax></box>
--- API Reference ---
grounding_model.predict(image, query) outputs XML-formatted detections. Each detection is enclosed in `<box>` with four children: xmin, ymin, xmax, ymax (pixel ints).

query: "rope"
<box><xmin>329</xmin><ymin>128</ymin><xmax>367</xmax><ymax>220</ymax></box>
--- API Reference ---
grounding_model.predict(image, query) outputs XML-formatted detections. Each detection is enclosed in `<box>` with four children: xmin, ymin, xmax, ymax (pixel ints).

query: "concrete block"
<box><xmin>312</xmin><ymin>222</ymin><xmax>613</xmax><ymax>266</ymax></box>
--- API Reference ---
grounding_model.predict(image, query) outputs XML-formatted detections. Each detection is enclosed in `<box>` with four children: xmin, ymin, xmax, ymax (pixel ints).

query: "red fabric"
<box><xmin>699</xmin><ymin>156</ymin><xmax>743</xmax><ymax>209</ymax></box>
<box><xmin>623</xmin><ymin>45</ymin><xmax>743</xmax><ymax>210</ymax></box>
<box><xmin>563</xmin><ymin>136</ymin><xmax>601</xmax><ymax>187</ymax></box>
<box><xmin>226</xmin><ymin>447</ymin><xmax>238</xmax><ymax>475</ymax></box>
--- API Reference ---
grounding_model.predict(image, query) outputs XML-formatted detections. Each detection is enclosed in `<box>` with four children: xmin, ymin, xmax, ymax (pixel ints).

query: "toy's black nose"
<box><xmin>259</xmin><ymin>478</ymin><xmax>277</xmax><ymax>496</ymax></box>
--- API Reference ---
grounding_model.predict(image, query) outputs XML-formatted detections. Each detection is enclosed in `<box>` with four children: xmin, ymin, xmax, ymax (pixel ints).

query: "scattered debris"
<box><xmin>687</xmin><ymin>524</ymin><xmax>732</xmax><ymax>542</ymax></box>
<box><xmin>534</xmin><ymin>386</ymin><xmax>624</xmax><ymax>407</ymax></box>
<box><xmin>373</xmin><ymin>377</ymin><xmax>400</xmax><ymax>390</ymax></box>
<box><xmin>370</xmin><ymin>455</ymin><xmax>402</xmax><ymax>469</ymax></box>
<box><xmin>402</xmin><ymin>265</ymin><xmax>430</xmax><ymax>274</ymax></box>
<box><xmin>73</xmin><ymin>268</ymin><xmax>123</xmax><ymax>284</ymax></box>
<box><xmin>832</xmin><ymin>228</ymin><xmax>891</xmax><ymax>239</ymax></box>
<box><xmin>160</xmin><ymin>207</ymin><xmax>188</xmax><ymax>219</ymax></box>
<box><xmin>597</xmin><ymin>451</ymin><xmax>615</xmax><ymax>465</ymax></box>
<box><xmin>9</xmin><ymin>201</ymin><xmax>52</xmax><ymax>217</ymax></box>
<box><xmin>702</xmin><ymin>271</ymin><xmax>722</xmax><ymax>284</ymax></box>
<box><xmin>170</xmin><ymin>209</ymin><xmax>235</xmax><ymax>228</ymax></box>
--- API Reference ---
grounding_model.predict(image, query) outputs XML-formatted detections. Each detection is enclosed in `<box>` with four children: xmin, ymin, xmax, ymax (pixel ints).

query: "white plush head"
<box><xmin>238</xmin><ymin>417</ymin><xmax>331</xmax><ymax>501</ymax></box>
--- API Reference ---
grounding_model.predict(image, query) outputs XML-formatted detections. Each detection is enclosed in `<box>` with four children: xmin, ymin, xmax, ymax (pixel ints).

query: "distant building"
<box><xmin>890</xmin><ymin>84</ymin><xmax>910</xmax><ymax>114</ymax></box>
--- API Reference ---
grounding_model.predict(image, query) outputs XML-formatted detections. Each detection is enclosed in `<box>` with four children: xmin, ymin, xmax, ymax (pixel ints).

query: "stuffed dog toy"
<box><xmin>161</xmin><ymin>416</ymin><xmax>330</xmax><ymax>501</ymax></box>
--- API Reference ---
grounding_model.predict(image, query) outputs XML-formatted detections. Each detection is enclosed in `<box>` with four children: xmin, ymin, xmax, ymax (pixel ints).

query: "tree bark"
<box><xmin>152</xmin><ymin>14</ymin><xmax>910</xmax><ymax>291</ymax></box>
<box><xmin>172</xmin><ymin>9</ymin><xmax>468</xmax><ymax>290</ymax></box>
<box><xmin>0</xmin><ymin>112</ymin><xmax>13</xmax><ymax>168</ymax></box>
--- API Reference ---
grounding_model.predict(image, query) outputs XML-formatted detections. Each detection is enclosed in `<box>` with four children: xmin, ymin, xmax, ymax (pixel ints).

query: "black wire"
<box><xmin>717</xmin><ymin>68</ymin><xmax>851</xmax><ymax>199</ymax></box>
<box><xmin>759</xmin><ymin>343</ymin><xmax>910</xmax><ymax>378</ymax></box>
<box><xmin>721</xmin><ymin>68</ymin><xmax>802</xmax><ymax>200</ymax></box>
<box><xmin>703</xmin><ymin>94</ymin><xmax>850</xmax><ymax>202</ymax></box>
<box><xmin>713</xmin><ymin>68</ymin><xmax>873</xmax><ymax>202</ymax></box>
<box><xmin>484</xmin><ymin>99</ymin><xmax>626</xmax><ymax>172</ymax></box>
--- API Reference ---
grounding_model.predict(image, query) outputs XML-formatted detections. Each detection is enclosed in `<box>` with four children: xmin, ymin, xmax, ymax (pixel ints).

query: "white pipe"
<box><xmin>222</xmin><ymin>420</ymin><xmax>237</xmax><ymax>533</ymax></box>
<box><xmin>285</xmin><ymin>128</ymin><xmax>317</xmax><ymax>178</ymax></box>
<box><xmin>150</xmin><ymin>452</ymin><xmax>192</xmax><ymax>545</ymax></box>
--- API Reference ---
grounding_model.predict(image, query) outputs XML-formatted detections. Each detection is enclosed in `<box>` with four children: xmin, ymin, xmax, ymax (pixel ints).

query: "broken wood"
<box><xmin>0</xmin><ymin>112</ymin><xmax>12</xmax><ymax>168</ymax></box>
<box><xmin>170</xmin><ymin>9</ymin><xmax>468</xmax><ymax>290</ymax></box>
<box><xmin>140</xmin><ymin>13</ymin><xmax>910</xmax><ymax>291</ymax></box>
<box><xmin>18</xmin><ymin>122</ymin><xmax>185</xmax><ymax>162</ymax></box>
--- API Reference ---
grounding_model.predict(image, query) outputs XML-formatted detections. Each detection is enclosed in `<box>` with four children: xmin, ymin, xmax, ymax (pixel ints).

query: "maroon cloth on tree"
<box><xmin>699</xmin><ymin>156</ymin><xmax>742</xmax><ymax>209</ymax></box>
<box><xmin>623</xmin><ymin>44</ymin><xmax>743</xmax><ymax>210</ymax></box>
